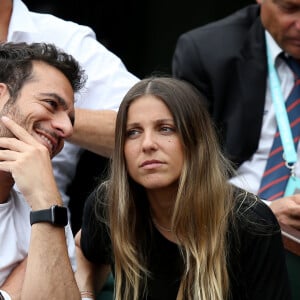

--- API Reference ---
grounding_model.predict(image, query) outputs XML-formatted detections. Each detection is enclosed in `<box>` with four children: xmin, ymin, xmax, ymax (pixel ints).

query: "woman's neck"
<box><xmin>147</xmin><ymin>186</ymin><xmax>177</xmax><ymax>241</ymax></box>
<box><xmin>147</xmin><ymin>187</ymin><xmax>175</xmax><ymax>216</ymax></box>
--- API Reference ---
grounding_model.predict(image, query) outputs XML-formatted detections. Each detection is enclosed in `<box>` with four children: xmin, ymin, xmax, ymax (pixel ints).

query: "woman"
<box><xmin>76</xmin><ymin>77</ymin><xmax>291</xmax><ymax>300</ymax></box>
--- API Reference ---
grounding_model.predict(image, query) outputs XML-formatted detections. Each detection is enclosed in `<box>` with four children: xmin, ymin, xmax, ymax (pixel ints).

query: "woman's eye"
<box><xmin>160</xmin><ymin>126</ymin><xmax>175</xmax><ymax>133</ymax></box>
<box><xmin>126</xmin><ymin>129</ymin><xmax>140</xmax><ymax>138</ymax></box>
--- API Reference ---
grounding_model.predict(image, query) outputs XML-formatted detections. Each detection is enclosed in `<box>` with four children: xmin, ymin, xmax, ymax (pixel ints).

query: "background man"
<box><xmin>173</xmin><ymin>0</ymin><xmax>300</xmax><ymax>230</ymax></box>
<box><xmin>173</xmin><ymin>2</ymin><xmax>300</xmax><ymax>297</ymax></box>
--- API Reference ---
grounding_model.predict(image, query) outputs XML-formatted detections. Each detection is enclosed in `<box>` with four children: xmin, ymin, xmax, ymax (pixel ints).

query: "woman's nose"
<box><xmin>142</xmin><ymin>131</ymin><xmax>158</xmax><ymax>151</ymax></box>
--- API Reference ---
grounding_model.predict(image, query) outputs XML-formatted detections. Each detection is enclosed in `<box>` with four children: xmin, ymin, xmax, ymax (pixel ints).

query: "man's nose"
<box><xmin>52</xmin><ymin>112</ymin><xmax>74</xmax><ymax>138</ymax></box>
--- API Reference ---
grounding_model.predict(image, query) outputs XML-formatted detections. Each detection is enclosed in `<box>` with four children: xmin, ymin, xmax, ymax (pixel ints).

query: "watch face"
<box><xmin>52</xmin><ymin>206</ymin><xmax>68</xmax><ymax>226</ymax></box>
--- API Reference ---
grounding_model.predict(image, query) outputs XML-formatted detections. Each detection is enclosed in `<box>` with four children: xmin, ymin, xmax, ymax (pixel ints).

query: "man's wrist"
<box><xmin>0</xmin><ymin>290</ymin><xmax>12</xmax><ymax>300</ymax></box>
<box><xmin>30</xmin><ymin>205</ymin><xmax>68</xmax><ymax>227</ymax></box>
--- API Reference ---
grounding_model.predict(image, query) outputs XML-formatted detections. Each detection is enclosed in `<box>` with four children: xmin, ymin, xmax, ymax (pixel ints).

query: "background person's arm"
<box><xmin>68</xmin><ymin>109</ymin><xmax>116</xmax><ymax>157</ymax></box>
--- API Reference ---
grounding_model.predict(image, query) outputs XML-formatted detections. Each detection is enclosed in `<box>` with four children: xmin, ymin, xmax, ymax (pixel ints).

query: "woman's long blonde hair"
<box><xmin>106</xmin><ymin>77</ymin><xmax>235</xmax><ymax>300</ymax></box>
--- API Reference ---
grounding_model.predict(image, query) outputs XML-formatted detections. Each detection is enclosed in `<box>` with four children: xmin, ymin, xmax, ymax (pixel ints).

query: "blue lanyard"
<box><xmin>266</xmin><ymin>42</ymin><xmax>297</xmax><ymax>163</ymax></box>
<box><xmin>266</xmin><ymin>41</ymin><xmax>300</xmax><ymax>196</ymax></box>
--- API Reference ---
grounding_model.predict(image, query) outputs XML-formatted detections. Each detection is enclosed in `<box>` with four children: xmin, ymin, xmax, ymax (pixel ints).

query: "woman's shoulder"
<box><xmin>81</xmin><ymin>183</ymin><xmax>112</xmax><ymax>264</ymax></box>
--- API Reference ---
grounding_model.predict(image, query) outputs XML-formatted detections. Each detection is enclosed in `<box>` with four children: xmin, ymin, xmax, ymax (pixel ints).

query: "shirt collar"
<box><xmin>7</xmin><ymin>0</ymin><xmax>38</xmax><ymax>40</ymax></box>
<box><xmin>265</xmin><ymin>30</ymin><xmax>283</xmax><ymax>65</ymax></box>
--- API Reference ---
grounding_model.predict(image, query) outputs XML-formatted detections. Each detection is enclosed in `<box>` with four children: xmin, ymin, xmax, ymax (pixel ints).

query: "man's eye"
<box><xmin>46</xmin><ymin>100</ymin><xmax>58</xmax><ymax>109</ymax></box>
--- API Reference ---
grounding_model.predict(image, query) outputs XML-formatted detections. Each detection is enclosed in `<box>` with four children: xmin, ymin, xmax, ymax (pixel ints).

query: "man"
<box><xmin>0</xmin><ymin>0</ymin><xmax>139</xmax><ymax>219</ymax></box>
<box><xmin>0</xmin><ymin>42</ymin><xmax>86</xmax><ymax>299</ymax></box>
<box><xmin>173</xmin><ymin>0</ymin><xmax>300</xmax><ymax>230</ymax></box>
<box><xmin>0</xmin><ymin>0</ymin><xmax>138</xmax><ymax>298</ymax></box>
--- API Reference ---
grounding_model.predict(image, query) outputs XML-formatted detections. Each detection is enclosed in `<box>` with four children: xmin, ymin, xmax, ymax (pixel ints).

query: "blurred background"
<box><xmin>24</xmin><ymin>0</ymin><xmax>252</xmax><ymax>79</ymax></box>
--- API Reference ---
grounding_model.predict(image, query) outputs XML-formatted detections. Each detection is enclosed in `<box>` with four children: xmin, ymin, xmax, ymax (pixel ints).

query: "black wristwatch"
<box><xmin>30</xmin><ymin>205</ymin><xmax>68</xmax><ymax>227</ymax></box>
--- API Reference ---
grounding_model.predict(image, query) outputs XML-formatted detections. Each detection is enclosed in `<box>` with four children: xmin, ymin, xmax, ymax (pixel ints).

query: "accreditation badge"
<box><xmin>284</xmin><ymin>176</ymin><xmax>300</xmax><ymax>196</ymax></box>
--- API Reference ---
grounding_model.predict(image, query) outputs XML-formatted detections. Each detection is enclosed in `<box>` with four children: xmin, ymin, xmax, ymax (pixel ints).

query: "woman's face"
<box><xmin>124</xmin><ymin>95</ymin><xmax>184</xmax><ymax>191</ymax></box>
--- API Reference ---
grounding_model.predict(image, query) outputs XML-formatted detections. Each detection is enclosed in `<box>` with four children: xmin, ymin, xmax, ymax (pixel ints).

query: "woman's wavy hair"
<box><xmin>107</xmin><ymin>77</ymin><xmax>235</xmax><ymax>300</ymax></box>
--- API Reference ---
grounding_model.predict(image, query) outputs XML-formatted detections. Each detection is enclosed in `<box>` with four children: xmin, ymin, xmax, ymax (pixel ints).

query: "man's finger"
<box><xmin>1</xmin><ymin>116</ymin><xmax>37</xmax><ymax>144</ymax></box>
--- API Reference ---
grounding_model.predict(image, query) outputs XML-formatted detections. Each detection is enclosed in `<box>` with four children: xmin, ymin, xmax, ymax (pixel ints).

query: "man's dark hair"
<box><xmin>0</xmin><ymin>42</ymin><xmax>86</xmax><ymax>100</ymax></box>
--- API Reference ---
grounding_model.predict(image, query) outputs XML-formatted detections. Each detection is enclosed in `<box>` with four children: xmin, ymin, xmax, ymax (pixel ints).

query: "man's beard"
<box><xmin>0</xmin><ymin>99</ymin><xmax>27</xmax><ymax>138</ymax></box>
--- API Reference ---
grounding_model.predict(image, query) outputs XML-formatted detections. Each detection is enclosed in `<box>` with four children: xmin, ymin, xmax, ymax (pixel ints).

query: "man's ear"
<box><xmin>0</xmin><ymin>83</ymin><xmax>9</xmax><ymax>97</ymax></box>
<box><xmin>0</xmin><ymin>83</ymin><xmax>10</xmax><ymax>99</ymax></box>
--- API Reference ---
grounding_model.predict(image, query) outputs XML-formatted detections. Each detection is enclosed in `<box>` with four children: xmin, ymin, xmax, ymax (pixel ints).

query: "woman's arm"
<box><xmin>75</xmin><ymin>230</ymin><xmax>111</xmax><ymax>299</ymax></box>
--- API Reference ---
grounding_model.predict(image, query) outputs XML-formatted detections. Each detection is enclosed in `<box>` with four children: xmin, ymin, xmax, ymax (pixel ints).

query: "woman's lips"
<box><xmin>140</xmin><ymin>160</ymin><xmax>164</xmax><ymax>169</ymax></box>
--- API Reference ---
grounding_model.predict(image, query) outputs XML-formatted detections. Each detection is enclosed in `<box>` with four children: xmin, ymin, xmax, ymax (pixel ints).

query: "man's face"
<box><xmin>257</xmin><ymin>0</ymin><xmax>300</xmax><ymax>59</ymax></box>
<box><xmin>0</xmin><ymin>61</ymin><xmax>75</xmax><ymax>158</ymax></box>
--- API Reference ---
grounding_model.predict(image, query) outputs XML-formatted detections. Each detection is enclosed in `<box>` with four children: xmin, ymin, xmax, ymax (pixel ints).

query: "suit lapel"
<box><xmin>230</xmin><ymin>17</ymin><xmax>268</xmax><ymax>163</ymax></box>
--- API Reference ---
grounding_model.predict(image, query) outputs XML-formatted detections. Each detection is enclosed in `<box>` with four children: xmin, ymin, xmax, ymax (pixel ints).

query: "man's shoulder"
<box><xmin>174</xmin><ymin>4</ymin><xmax>264</xmax><ymax>68</ymax></box>
<box><xmin>182</xmin><ymin>5</ymin><xmax>260</xmax><ymax>43</ymax></box>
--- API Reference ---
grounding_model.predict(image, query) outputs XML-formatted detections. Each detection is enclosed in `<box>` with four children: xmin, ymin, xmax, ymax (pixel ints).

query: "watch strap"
<box><xmin>30</xmin><ymin>205</ymin><xmax>68</xmax><ymax>227</ymax></box>
<box><xmin>30</xmin><ymin>208</ymin><xmax>52</xmax><ymax>225</ymax></box>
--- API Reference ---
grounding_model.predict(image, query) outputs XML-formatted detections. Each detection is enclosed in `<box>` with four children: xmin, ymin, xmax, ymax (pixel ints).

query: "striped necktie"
<box><xmin>258</xmin><ymin>56</ymin><xmax>300</xmax><ymax>200</ymax></box>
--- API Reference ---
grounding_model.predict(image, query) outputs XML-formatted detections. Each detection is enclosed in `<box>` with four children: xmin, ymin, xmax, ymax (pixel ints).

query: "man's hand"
<box><xmin>0</xmin><ymin>116</ymin><xmax>61</xmax><ymax>209</ymax></box>
<box><xmin>269</xmin><ymin>195</ymin><xmax>300</xmax><ymax>230</ymax></box>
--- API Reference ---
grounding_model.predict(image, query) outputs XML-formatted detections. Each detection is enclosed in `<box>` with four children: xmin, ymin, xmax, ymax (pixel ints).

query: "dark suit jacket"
<box><xmin>172</xmin><ymin>4</ymin><xmax>268</xmax><ymax>167</ymax></box>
